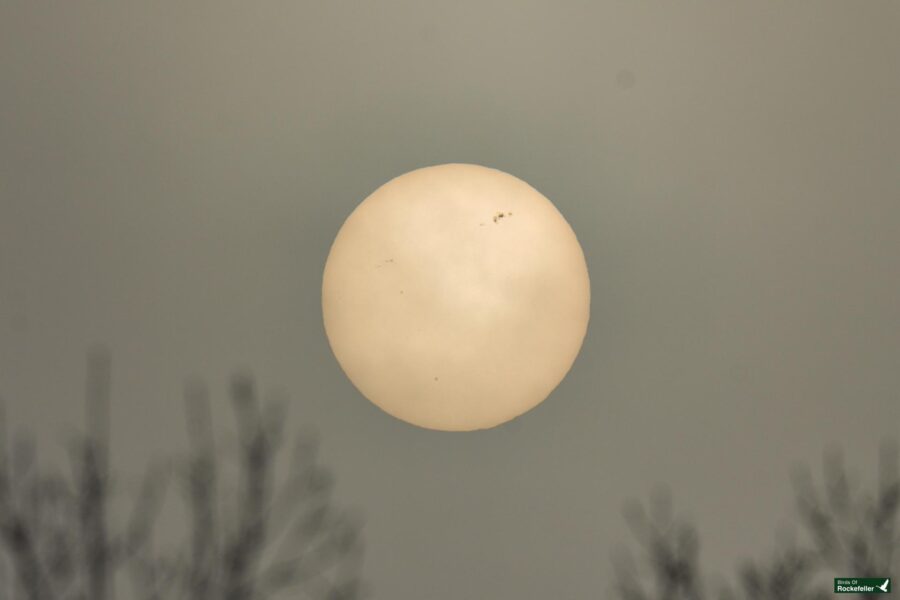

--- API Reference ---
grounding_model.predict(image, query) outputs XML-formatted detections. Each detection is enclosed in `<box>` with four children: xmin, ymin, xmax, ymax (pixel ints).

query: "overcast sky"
<box><xmin>2</xmin><ymin>1</ymin><xmax>899</xmax><ymax>598</ymax></box>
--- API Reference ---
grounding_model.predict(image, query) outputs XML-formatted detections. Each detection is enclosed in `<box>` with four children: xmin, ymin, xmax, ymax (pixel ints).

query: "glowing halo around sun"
<box><xmin>321</xmin><ymin>163</ymin><xmax>590</xmax><ymax>431</ymax></box>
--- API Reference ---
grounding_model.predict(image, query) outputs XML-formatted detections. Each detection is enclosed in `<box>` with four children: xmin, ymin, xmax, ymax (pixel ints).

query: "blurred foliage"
<box><xmin>0</xmin><ymin>349</ymin><xmax>366</xmax><ymax>600</ymax></box>
<box><xmin>614</xmin><ymin>442</ymin><xmax>899</xmax><ymax>600</ymax></box>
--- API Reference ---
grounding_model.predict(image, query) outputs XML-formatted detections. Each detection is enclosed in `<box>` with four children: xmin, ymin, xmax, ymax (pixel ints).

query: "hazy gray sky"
<box><xmin>2</xmin><ymin>1</ymin><xmax>899</xmax><ymax>598</ymax></box>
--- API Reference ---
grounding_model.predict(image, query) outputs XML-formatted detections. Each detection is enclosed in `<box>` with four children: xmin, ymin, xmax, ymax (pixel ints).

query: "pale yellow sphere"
<box><xmin>322</xmin><ymin>164</ymin><xmax>590</xmax><ymax>431</ymax></box>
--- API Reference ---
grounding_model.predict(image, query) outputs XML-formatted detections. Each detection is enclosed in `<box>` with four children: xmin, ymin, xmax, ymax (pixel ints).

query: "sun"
<box><xmin>322</xmin><ymin>163</ymin><xmax>590</xmax><ymax>431</ymax></box>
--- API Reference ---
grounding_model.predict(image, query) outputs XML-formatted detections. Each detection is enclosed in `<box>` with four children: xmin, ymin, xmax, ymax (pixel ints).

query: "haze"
<box><xmin>1</xmin><ymin>2</ymin><xmax>899</xmax><ymax>598</ymax></box>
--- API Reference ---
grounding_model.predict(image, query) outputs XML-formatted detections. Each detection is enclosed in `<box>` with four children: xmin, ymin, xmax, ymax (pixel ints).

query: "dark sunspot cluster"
<box><xmin>492</xmin><ymin>211</ymin><xmax>513</xmax><ymax>223</ymax></box>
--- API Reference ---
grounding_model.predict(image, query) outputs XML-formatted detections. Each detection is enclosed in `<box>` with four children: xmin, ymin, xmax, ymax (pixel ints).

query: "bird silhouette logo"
<box><xmin>877</xmin><ymin>579</ymin><xmax>890</xmax><ymax>593</ymax></box>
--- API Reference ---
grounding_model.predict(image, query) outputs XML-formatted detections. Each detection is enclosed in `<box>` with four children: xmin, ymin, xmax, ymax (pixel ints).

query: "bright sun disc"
<box><xmin>322</xmin><ymin>163</ymin><xmax>590</xmax><ymax>431</ymax></box>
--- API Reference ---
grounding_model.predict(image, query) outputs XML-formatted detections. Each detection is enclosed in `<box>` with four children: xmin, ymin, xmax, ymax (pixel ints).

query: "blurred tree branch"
<box><xmin>791</xmin><ymin>442</ymin><xmax>899</xmax><ymax>579</ymax></box>
<box><xmin>614</xmin><ymin>442</ymin><xmax>899</xmax><ymax>600</ymax></box>
<box><xmin>0</xmin><ymin>350</ymin><xmax>366</xmax><ymax>600</ymax></box>
<box><xmin>612</xmin><ymin>486</ymin><xmax>705</xmax><ymax>600</ymax></box>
